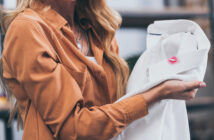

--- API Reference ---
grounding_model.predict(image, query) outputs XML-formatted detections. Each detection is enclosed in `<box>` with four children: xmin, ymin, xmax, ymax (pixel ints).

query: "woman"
<box><xmin>0</xmin><ymin>0</ymin><xmax>206</xmax><ymax>140</ymax></box>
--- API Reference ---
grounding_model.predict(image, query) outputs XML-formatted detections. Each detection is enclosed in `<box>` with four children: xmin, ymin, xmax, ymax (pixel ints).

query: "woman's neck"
<box><xmin>50</xmin><ymin>1</ymin><xmax>76</xmax><ymax>26</ymax></box>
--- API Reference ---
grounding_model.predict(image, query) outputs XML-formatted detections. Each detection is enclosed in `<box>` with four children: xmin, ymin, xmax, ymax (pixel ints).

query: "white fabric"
<box><xmin>111</xmin><ymin>20</ymin><xmax>210</xmax><ymax>140</ymax></box>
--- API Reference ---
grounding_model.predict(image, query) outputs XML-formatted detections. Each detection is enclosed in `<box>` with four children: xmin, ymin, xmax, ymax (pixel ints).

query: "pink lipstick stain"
<box><xmin>168</xmin><ymin>56</ymin><xmax>178</xmax><ymax>64</ymax></box>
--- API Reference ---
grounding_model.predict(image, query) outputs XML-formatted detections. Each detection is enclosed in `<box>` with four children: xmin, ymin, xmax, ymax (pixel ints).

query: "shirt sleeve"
<box><xmin>3</xmin><ymin>19</ymin><xmax>148</xmax><ymax>140</ymax></box>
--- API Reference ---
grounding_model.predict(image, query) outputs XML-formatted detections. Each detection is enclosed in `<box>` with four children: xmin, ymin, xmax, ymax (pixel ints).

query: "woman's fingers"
<box><xmin>168</xmin><ymin>89</ymin><xmax>198</xmax><ymax>100</ymax></box>
<box><xmin>182</xmin><ymin>81</ymin><xmax>206</xmax><ymax>91</ymax></box>
<box><xmin>160</xmin><ymin>80</ymin><xmax>206</xmax><ymax>100</ymax></box>
<box><xmin>182</xmin><ymin>89</ymin><xmax>198</xmax><ymax>100</ymax></box>
<box><xmin>199</xmin><ymin>82</ymin><xmax>207</xmax><ymax>88</ymax></box>
<box><xmin>162</xmin><ymin>80</ymin><xmax>205</xmax><ymax>94</ymax></box>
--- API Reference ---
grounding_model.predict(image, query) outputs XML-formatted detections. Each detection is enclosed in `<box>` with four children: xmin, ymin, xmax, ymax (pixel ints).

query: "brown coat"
<box><xmin>2</xmin><ymin>2</ymin><xmax>148</xmax><ymax>140</ymax></box>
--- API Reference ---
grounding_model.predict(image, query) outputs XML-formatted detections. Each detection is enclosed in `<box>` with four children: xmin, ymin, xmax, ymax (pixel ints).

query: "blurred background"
<box><xmin>0</xmin><ymin>0</ymin><xmax>214</xmax><ymax>140</ymax></box>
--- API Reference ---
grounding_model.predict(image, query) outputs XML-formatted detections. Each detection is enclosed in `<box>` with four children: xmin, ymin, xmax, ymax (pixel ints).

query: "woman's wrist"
<box><xmin>141</xmin><ymin>84</ymin><xmax>164</xmax><ymax>105</ymax></box>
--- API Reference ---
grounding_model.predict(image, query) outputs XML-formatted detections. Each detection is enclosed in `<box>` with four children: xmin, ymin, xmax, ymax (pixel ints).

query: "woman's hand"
<box><xmin>142</xmin><ymin>80</ymin><xmax>206</xmax><ymax>105</ymax></box>
<box><xmin>160</xmin><ymin>80</ymin><xmax>206</xmax><ymax>100</ymax></box>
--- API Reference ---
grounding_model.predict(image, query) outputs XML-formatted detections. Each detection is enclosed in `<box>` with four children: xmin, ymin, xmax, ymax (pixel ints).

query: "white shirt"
<box><xmin>112</xmin><ymin>20</ymin><xmax>210</xmax><ymax>140</ymax></box>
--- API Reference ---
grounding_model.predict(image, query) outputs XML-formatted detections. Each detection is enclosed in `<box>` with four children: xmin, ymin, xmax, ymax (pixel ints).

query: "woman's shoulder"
<box><xmin>16</xmin><ymin>8</ymin><xmax>44</xmax><ymax>22</ymax></box>
<box><xmin>3</xmin><ymin>9</ymin><xmax>51</xmax><ymax>56</ymax></box>
<box><xmin>7</xmin><ymin>8</ymin><xmax>49</xmax><ymax>36</ymax></box>
<box><xmin>2</xmin><ymin>9</ymin><xmax>55</xmax><ymax>73</ymax></box>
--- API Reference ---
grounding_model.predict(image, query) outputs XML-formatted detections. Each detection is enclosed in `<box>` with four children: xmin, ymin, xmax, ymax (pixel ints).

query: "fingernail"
<box><xmin>200</xmin><ymin>82</ymin><xmax>206</xmax><ymax>88</ymax></box>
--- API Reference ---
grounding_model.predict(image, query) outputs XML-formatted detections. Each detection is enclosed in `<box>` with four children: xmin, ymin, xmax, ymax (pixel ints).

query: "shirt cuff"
<box><xmin>116</xmin><ymin>94</ymin><xmax>149</xmax><ymax>124</ymax></box>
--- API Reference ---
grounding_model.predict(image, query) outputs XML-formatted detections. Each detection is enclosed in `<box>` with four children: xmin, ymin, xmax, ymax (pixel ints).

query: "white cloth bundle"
<box><xmin>112</xmin><ymin>20</ymin><xmax>210</xmax><ymax>140</ymax></box>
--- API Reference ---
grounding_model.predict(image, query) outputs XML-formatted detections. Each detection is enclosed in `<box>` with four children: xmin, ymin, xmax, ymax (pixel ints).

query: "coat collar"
<box><xmin>30</xmin><ymin>1</ymin><xmax>104</xmax><ymax>65</ymax></box>
<box><xmin>30</xmin><ymin>1</ymin><xmax>68</xmax><ymax>30</ymax></box>
<box><xmin>30</xmin><ymin>1</ymin><xmax>92</xmax><ymax>31</ymax></box>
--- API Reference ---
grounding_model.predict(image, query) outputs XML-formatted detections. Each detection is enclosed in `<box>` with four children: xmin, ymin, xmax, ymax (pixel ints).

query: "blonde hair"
<box><xmin>0</xmin><ymin>0</ymin><xmax>129</xmax><ymax>127</ymax></box>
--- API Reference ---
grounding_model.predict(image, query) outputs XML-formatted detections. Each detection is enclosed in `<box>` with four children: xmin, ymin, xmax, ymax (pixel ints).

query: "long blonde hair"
<box><xmin>0</xmin><ymin>0</ymin><xmax>129</xmax><ymax>127</ymax></box>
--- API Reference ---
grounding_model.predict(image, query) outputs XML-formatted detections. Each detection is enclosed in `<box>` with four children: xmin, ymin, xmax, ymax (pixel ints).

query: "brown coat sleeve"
<box><xmin>3</xmin><ymin>19</ymin><xmax>148</xmax><ymax>140</ymax></box>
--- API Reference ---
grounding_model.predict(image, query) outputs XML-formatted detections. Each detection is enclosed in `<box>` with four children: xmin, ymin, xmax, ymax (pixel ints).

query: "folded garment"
<box><xmin>111</xmin><ymin>20</ymin><xmax>210</xmax><ymax>140</ymax></box>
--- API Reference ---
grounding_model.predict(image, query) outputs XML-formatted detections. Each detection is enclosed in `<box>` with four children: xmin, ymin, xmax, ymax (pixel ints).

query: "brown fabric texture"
<box><xmin>2</xmin><ymin>3</ymin><xmax>148</xmax><ymax>140</ymax></box>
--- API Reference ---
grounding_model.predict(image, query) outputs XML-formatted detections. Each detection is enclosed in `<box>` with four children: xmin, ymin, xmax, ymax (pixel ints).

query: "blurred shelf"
<box><xmin>119</xmin><ymin>7</ymin><xmax>209</xmax><ymax>28</ymax></box>
<box><xmin>0</xmin><ymin>103</ymin><xmax>10</xmax><ymax>119</ymax></box>
<box><xmin>0</xmin><ymin>106</ymin><xmax>12</xmax><ymax>140</ymax></box>
<box><xmin>0</xmin><ymin>104</ymin><xmax>9</xmax><ymax>110</ymax></box>
<box><xmin>186</xmin><ymin>97</ymin><xmax>214</xmax><ymax>112</ymax></box>
<box><xmin>0</xmin><ymin>109</ymin><xmax>9</xmax><ymax>119</ymax></box>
